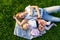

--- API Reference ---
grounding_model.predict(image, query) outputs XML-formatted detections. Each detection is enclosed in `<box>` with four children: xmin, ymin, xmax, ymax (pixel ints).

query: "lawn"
<box><xmin>0</xmin><ymin>0</ymin><xmax>60</xmax><ymax>40</ymax></box>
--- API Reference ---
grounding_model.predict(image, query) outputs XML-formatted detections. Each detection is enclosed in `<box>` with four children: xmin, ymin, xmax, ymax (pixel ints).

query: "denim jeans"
<box><xmin>42</xmin><ymin>6</ymin><xmax>60</xmax><ymax>22</ymax></box>
<box><xmin>25</xmin><ymin>6</ymin><xmax>60</xmax><ymax>22</ymax></box>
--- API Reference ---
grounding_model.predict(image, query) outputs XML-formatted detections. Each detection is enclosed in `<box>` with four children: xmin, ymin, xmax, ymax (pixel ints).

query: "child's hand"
<box><xmin>22</xmin><ymin>23</ymin><xmax>29</xmax><ymax>30</ymax></box>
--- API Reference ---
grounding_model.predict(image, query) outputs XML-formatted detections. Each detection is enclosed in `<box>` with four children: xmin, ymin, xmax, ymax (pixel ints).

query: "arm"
<box><xmin>30</xmin><ymin>6</ymin><xmax>41</xmax><ymax>18</ymax></box>
<box><xmin>16</xmin><ymin>19</ymin><xmax>28</xmax><ymax>26</ymax></box>
<box><xmin>30</xmin><ymin>6</ymin><xmax>33</xmax><ymax>16</ymax></box>
<box><xmin>13</xmin><ymin>16</ymin><xmax>28</xmax><ymax>26</ymax></box>
<box><xmin>19</xmin><ymin>19</ymin><xmax>28</xmax><ymax>26</ymax></box>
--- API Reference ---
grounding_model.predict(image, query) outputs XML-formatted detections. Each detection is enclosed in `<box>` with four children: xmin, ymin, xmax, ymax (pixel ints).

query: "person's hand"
<box><xmin>37</xmin><ymin>15</ymin><xmax>40</xmax><ymax>19</ymax></box>
<box><xmin>22</xmin><ymin>23</ymin><xmax>29</xmax><ymax>30</ymax></box>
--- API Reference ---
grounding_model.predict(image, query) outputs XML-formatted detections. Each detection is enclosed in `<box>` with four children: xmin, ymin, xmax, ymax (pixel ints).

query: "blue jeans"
<box><xmin>41</xmin><ymin>6</ymin><xmax>60</xmax><ymax>22</ymax></box>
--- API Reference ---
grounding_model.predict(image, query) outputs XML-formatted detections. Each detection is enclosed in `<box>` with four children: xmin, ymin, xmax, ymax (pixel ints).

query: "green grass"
<box><xmin>0</xmin><ymin>0</ymin><xmax>60</xmax><ymax>40</ymax></box>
